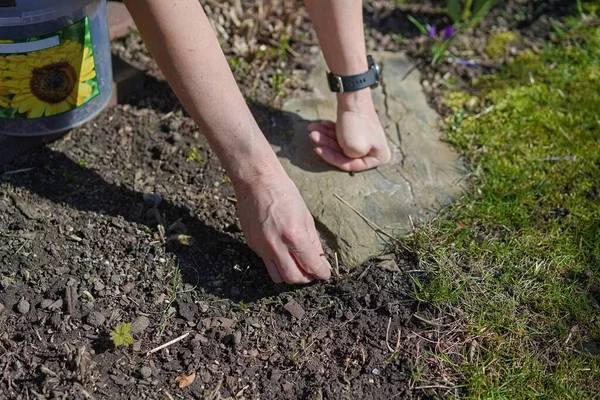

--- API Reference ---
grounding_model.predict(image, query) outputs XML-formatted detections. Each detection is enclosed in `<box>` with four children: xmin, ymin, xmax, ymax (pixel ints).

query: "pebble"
<box><xmin>133</xmin><ymin>341</ymin><xmax>142</xmax><ymax>352</ymax></box>
<box><xmin>17</xmin><ymin>299</ymin><xmax>30</xmax><ymax>314</ymax></box>
<box><xmin>282</xmin><ymin>382</ymin><xmax>294</xmax><ymax>393</ymax></box>
<box><xmin>139</xmin><ymin>365</ymin><xmax>152</xmax><ymax>379</ymax></box>
<box><xmin>130</xmin><ymin>315</ymin><xmax>150</xmax><ymax>334</ymax></box>
<box><xmin>143</xmin><ymin>193</ymin><xmax>162</xmax><ymax>207</ymax></box>
<box><xmin>232</xmin><ymin>331</ymin><xmax>242</xmax><ymax>346</ymax></box>
<box><xmin>39</xmin><ymin>299</ymin><xmax>54</xmax><ymax>310</ymax></box>
<box><xmin>269</xmin><ymin>369</ymin><xmax>281</xmax><ymax>383</ymax></box>
<box><xmin>283</xmin><ymin>299</ymin><xmax>305</xmax><ymax>320</ymax></box>
<box><xmin>48</xmin><ymin>299</ymin><xmax>63</xmax><ymax>311</ymax></box>
<box><xmin>170</xmin><ymin>132</ymin><xmax>182</xmax><ymax>142</ymax></box>
<box><xmin>87</xmin><ymin>311</ymin><xmax>106</xmax><ymax>327</ymax></box>
<box><xmin>0</xmin><ymin>302</ymin><xmax>4</xmax><ymax>314</ymax></box>
<box><xmin>94</xmin><ymin>281</ymin><xmax>105</xmax><ymax>292</ymax></box>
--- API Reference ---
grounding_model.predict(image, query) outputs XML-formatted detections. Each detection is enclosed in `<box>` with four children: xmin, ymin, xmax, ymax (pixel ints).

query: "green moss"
<box><xmin>485</xmin><ymin>31</ymin><xmax>521</xmax><ymax>58</ymax></box>
<box><xmin>414</xmin><ymin>25</ymin><xmax>600</xmax><ymax>398</ymax></box>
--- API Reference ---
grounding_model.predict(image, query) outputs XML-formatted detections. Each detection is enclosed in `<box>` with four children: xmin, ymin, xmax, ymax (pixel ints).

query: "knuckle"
<box><xmin>342</xmin><ymin>141</ymin><xmax>370</xmax><ymax>158</ymax></box>
<box><xmin>281</xmin><ymin>225</ymin><xmax>302</xmax><ymax>243</ymax></box>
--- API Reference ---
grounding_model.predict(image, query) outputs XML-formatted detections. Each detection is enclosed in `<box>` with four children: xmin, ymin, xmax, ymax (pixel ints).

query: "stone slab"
<box><xmin>273</xmin><ymin>52</ymin><xmax>465</xmax><ymax>267</ymax></box>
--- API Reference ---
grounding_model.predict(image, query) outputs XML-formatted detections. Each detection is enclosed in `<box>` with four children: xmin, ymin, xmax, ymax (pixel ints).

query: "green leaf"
<box><xmin>473</xmin><ymin>0</ymin><xmax>488</xmax><ymax>13</ymax></box>
<box><xmin>186</xmin><ymin>145</ymin><xmax>205</xmax><ymax>164</ymax></box>
<box><xmin>447</xmin><ymin>0</ymin><xmax>461</xmax><ymax>22</ymax></box>
<box><xmin>465</xmin><ymin>0</ymin><xmax>497</xmax><ymax>30</ymax></box>
<box><xmin>407</xmin><ymin>15</ymin><xmax>429</xmax><ymax>36</ymax></box>
<box><xmin>110</xmin><ymin>322</ymin><xmax>134</xmax><ymax>347</ymax></box>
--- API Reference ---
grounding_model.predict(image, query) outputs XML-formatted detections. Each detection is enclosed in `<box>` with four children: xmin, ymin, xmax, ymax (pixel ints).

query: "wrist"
<box><xmin>224</xmin><ymin>144</ymin><xmax>287</xmax><ymax>194</ymax></box>
<box><xmin>337</xmin><ymin>89</ymin><xmax>375</xmax><ymax>114</ymax></box>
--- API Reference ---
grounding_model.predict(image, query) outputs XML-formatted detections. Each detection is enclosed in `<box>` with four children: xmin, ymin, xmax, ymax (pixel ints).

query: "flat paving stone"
<box><xmin>272</xmin><ymin>51</ymin><xmax>466</xmax><ymax>267</ymax></box>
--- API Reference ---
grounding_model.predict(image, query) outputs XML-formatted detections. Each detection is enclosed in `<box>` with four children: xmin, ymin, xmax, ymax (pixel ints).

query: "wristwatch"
<box><xmin>327</xmin><ymin>55</ymin><xmax>380</xmax><ymax>93</ymax></box>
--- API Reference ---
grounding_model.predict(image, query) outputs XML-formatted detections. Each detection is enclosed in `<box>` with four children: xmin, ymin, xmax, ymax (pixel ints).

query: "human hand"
<box><xmin>308</xmin><ymin>107</ymin><xmax>391</xmax><ymax>172</ymax></box>
<box><xmin>233</xmin><ymin>171</ymin><xmax>331</xmax><ymax>284</ymax></box>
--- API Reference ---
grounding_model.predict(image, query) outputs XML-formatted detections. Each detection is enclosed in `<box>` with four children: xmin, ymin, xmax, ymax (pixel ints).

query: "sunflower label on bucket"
<box><xmin>0</xmin><ymin>17</ymin><xmax>99</xmax><ymax>119</ymax></box>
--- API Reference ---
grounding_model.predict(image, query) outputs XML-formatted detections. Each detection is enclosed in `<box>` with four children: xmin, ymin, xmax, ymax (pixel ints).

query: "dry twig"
<box><xmin>147</xmin><ymin>332</ymin><xmax>190</xmax><ymax>356</ymax></box>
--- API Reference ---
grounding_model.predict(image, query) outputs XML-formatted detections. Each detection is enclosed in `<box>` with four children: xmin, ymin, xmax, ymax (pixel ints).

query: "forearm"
<box><xmin>305</xmin><ymin>0</ymin><xmax>367</xmax><ymax>76</ymax></box>
<box><xmin>124</xmin><ymin>0</ymin><xmax>282</xmax><ymax>187</ymax></box>
<box><xmin>305</xmin><ymin>0</ymin><xmax>372</xmax><ymax>111</ymax></box>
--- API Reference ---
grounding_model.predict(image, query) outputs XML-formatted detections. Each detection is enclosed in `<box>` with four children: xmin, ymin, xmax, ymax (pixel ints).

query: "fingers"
<box><xmin>262</xmin><ymin>257</ymin><xmax>284</xmax><ymax>283</ymax></box>
<box><xmin>314</xmin><ymin>146</ymin><xmax>383</xmax><ymax>172</ymax></box>
<box><xmin>307</xmin><ymin>120</ymin><xmax>336</xmax><ymax>139</ymax></box>
<box><xmin>288</xmin><ymin>236</ymin><xmax>331</xmax><ymax>281</ymax></box>
<box><xmin>272</xmin><ymin>253</ymin><xmax>314</xmax><ymax>284</ymax></box>
<box><xmin>308</xmin><ymin>130</ymin><xmax>343</xmax><ymax>152</ymax></box>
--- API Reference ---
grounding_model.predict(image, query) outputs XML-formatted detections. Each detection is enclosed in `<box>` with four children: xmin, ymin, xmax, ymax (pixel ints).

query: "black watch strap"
<box><xmin>327</xmin><ymin>56</ymin><xmax>379</xmax><ymax>93</ymax></box>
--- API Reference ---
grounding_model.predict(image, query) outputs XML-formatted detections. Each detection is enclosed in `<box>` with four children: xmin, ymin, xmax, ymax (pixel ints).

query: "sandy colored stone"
<box><xmin>272</xmin><ymin>52</ymin><xmax>465</xmax><ymax>267</ymax></box>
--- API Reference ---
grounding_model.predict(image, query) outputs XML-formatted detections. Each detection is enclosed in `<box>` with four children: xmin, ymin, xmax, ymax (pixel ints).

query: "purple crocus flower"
<box><xmin>453</xmin><ymin>58</ymin><xmax>478</xmax><ymax>67</ymax></box>
<box><xmin>428</xmin><ymin>25</ymin><xmax>437</xmax><ymax>38</ymax></box>
<box><xmin>442</xmin><ymin>26</ymin><xmax>456</xmax><ymax>41</ymax></box>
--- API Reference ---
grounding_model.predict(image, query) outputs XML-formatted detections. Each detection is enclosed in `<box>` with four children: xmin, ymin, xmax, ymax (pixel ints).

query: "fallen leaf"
<box><xmin>374</xmin><ymin>254</ymin><xmax>400</xmax><ymax>272</ymax></box>
<box><xmin>175</xmin><ymin>371</ymin><xmax>196</xmax><ymax>388</ymax></box>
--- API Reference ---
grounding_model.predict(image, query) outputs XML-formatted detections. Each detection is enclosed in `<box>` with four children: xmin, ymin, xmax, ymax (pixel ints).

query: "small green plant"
<box><xmin>238</xmin><ymin>300</ymin><xmax>248</xmax><ymax>312</ymax></box>
<box><xmin>288</xmin><ymin>350</ymin><xmax>299</xmax><ymax>365</ymax></box>
<box><xmin>110</xmin><ymin>322</ymin><xmax>134</xmax><ymax>347</ymax></box>
<box><xmin>77</xmin><ymin>159</ymin><xmax>88</xmax><ymax>169</ymax></box>
<box><xmin>186</xmin><ymin>145</ymin><xmax>204</xmax><ymax>165</ymax></box>
<box><xmin>409</xmin><ymin>0</ymin><xmax>497</xmax><ymax>65</ymax></box>
<box><xmin>270</xmin><ymin>71</ymin><xmax>285</xmax><ymax>98</ymax></box>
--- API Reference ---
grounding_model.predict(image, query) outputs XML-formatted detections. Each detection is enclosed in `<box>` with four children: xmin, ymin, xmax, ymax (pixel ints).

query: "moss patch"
<box><xmin>411</xmin><ymin>23</ymin><xmax>600</xmax><ymax>399</ymax></box>
<box><xmin>485</xmin><ymin>31</ymin><xmax>521</xmax><ymax>58</ymax></box>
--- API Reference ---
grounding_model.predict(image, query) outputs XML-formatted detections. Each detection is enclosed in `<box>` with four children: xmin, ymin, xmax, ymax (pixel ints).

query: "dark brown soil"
<box><xmin>1</xmin><ymin>1</ymin><xmax>583</xmax><ymax>399</ymax></box>
<box><xmin>0</xmin><ymin>88</ymin><xmax>438</xmax><ymax>399</ymax></box>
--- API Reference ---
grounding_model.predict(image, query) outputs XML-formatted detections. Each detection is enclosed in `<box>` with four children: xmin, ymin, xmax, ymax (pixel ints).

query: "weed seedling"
<box><xmin>110</xmin><ymin>322</ymin><xmax>134</xmax><ymax>347</ymax></box>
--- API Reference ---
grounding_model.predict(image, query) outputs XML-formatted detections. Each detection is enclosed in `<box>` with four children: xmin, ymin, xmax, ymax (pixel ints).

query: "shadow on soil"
<box><xmin>0</xmin><ymin>78</ymin><xmax>344</xmax><ymax>305</ymax></box>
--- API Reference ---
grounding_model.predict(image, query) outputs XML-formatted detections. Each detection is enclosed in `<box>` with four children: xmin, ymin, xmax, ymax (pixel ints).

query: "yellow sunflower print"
<box><xmin>0</xmin><ymin>46</ymin><xmax>12</xmax><ymax>108</ymax></box>
<box><xmin>3</xmin><ymin>40</ymin><xmax>96</xmax><ymax>118</ymax></box>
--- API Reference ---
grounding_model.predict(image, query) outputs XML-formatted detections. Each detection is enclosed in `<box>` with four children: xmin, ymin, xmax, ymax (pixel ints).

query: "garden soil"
<box><xmin>0</xmin><ymin>1</ymin><xmax>573</xmax><ymax>398</ymax></box>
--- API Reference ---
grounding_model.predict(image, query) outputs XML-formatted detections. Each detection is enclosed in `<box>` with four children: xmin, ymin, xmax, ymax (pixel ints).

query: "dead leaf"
<box><xmin>175</xmin><ymin>371</ymin><xmax>196</xmax><ymax>388</ymax></box>
<box><xmin>375</xmin><ymin>254</ymin><xmax>400</xmax><ymax>272</ymax></box>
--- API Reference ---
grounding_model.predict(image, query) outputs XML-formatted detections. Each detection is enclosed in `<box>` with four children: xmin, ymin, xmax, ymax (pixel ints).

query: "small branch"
<box><xmin>2</xmin><ymin>167</ymin><xmax>36</xmax><ymax>176</ymax></box>
<box><xmin>385</xmin><ymin>317</ymin><xmax>402</xmax><ymax>353</ymax></box>
<box><xmin>146</xmin><ymin>332</ymin><xmax>190</xmax><ymax>356</ymax></box>
<box><xmin>414</xmin><ymin>385</ymin><xmax>454</xmax><ymax>390</ymax></box>
<box><xmin>333</xmin><ymin>193</ymin><xmax>407</xmax><ymax>249</ymax></box>
<box><xmin>163</xmin><ymin>390</ymin><xmax>175</xmax><ymax>400</ymax></box>
<box><xmin>412</xmin><ymin>313</ymin><xmax>448</xmax><ymax>327</ymax></box>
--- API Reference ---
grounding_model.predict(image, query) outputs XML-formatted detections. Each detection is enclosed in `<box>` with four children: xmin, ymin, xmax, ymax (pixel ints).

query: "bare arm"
<box><xmin>124</xmin><ymin>0</ymin><xmax>331</xmax><ymax>283</ymax></box>
<box><xmin>124</xmin><ymin>0</ymin><xmax>279</xmax><ymax>187</ymax></box>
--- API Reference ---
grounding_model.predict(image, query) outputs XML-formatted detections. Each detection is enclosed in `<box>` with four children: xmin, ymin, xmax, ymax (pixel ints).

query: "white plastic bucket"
<box><xmin>0</xmin><ymin>0</ymin><xmax>113</xmax><ymax>136</ymax></box>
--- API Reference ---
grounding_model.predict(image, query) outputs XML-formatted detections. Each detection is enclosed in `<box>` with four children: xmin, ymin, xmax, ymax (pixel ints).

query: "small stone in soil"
<box><xmin>143</xmin><ymin>193</ymin><xmax>162</xmax><ymax>207</ymax></box>
<box><xmin>48</xmin><ymin>299</ymin><xmax>63</xmax><ymax>311</ymax></box>
<box><xmin>0</xmin><ymin>302</ymin><xmax>4</xmax><ymax>314</ymax></box>
<box><xmin>283</xmin><ymin>299</ymin><xmax>305</xmax><ymax>320</ymax></box>
<box><xmin>18</xmin><ymin>299</ymin><xmax>30</xmax><ymax>314</ymax></box>
<box><xmin>282</xmin><ymin>382</ymin><xmax>294</xmax><ymax>393</ymax></box>
<box><xmin>133</xmin><ymin>341</ymin><xmax>142</xmax><ymax>352</ymax></box>
<box><xmin>139</xmin><ymin>365</ymin><xmax>152</xmax><ymax>379</ymax></box>
<box><xmin>177</xmin><ymin>300</ymin><xmax>197</xmax><ymax>322</ymax></box>
<box><xmin>130</xmin><ymin>315</ymin><xmax>150</xmax><ymax>334</ymax></box>
<box><xmin>87</xmin><ymin>311</ymin><xmax>106</xmax><ymax>327</ymax></box>
<box><xmin>233</xmin><ymin>331</ymin><xmax>242</xmax><ymax>346</ymax></box>
<box><xmin>39</xmin><ymin>299</ymin><xmax>54</xmax><ymax>309</ymax></box>
<box><xmin>269</xmin><ymin>369</ymin><xmax>281</xmax><ymax>382</ymax></box>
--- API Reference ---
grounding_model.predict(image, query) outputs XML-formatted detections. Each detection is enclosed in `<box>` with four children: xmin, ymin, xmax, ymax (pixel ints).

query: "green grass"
<box><xmin>408</xmin><ymin>21</ymin><xmax>600</xmax><ymax>399</ymax></box>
